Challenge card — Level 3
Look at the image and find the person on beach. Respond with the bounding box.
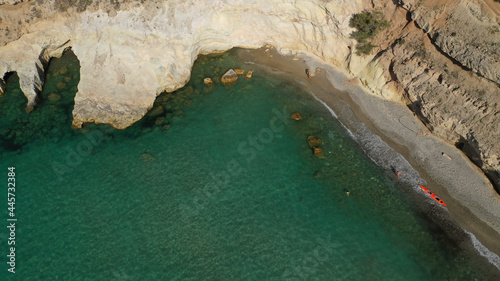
[345,190,350,196]
[396,171,402,179]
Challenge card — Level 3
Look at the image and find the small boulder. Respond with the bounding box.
[234,69,245,75]
[204,78,214,85]
[307,136,321,148]
[291,112,302,120]
[305,68,315,79]
[221,69,238,84]
[245,70,254,79]
[313,147,325,158]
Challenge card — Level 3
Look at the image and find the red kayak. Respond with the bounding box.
[419,185,447,206]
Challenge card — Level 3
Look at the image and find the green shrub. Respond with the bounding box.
[356,43,376,55]
[349,11,389,55]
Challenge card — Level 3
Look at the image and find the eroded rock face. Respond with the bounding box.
[0,0,498,185]
[0,0,358,128]
[401,0,500,85]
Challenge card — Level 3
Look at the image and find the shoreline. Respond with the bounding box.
[234,47,500,272]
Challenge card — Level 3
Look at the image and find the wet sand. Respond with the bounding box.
[234,47,500,271]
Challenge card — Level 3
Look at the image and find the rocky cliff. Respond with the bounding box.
[0,0,498,187]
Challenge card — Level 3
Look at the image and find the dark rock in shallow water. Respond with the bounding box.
[313,170,323,178]
[57,82,66,89]
[149,105,164,117]
[313,147,325,158]
[141,152,154,162]
[307,136,321,148]
[162,124,171,132]
[47,93,61,102]
[155,117,165,126]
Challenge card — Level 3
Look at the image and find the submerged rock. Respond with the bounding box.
[245,70,254,79]
[57,82,66,89]
[313,147,325,158]
[141,153,154,162]
[162,124,171,132]
[155,117,165,126]
[204,77,214,85]
[47,92,61,102]
[56,66,68,75]
[234,69,245,75]
[291,112,302,120]
[221,69,238,84]
[307,136,321,148]
[149,105,164,117]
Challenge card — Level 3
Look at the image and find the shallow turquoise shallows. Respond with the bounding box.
[0,50,494,280]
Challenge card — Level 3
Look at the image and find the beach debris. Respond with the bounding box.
[221,69,238,84]
[204,78,214,85]
[57,82,66,89]
[441,152,452,160]
[234,69,245,75]
[245,70,254,79]
[305,68,315,79]
[313,147,326,158]
[307,136,321,147]
[47,92,61,102]
[291,112,302,120]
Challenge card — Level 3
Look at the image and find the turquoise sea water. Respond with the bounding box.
[0,50,497,280]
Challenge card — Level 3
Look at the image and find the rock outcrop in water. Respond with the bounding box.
[0,0,498,186]
[221,69,238,84]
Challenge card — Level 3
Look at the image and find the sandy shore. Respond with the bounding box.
[235,47,500,271]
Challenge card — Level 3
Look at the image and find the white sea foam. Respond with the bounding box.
[466,231,500,270]
[310,89,500,272]
[311,92,423,187]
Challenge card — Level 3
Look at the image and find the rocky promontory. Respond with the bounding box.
[0,0,498,187]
